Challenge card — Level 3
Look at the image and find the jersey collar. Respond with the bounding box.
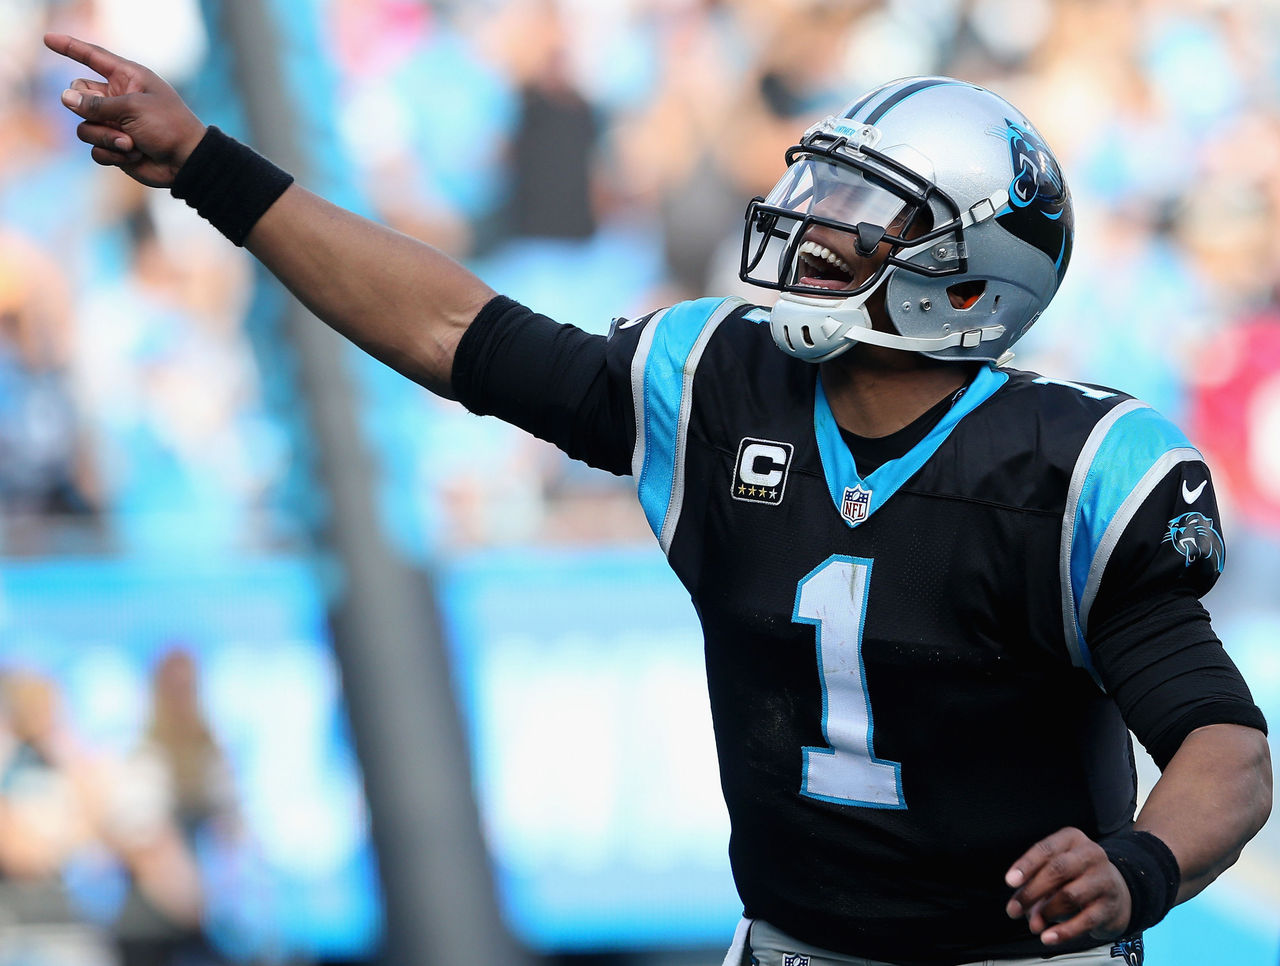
[814,364,1008,527]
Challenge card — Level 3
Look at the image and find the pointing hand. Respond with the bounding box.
[44,33,208,188]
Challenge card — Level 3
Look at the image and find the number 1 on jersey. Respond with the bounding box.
[794,556,906,809]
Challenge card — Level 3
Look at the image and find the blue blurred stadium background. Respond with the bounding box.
[1,0,1277,963]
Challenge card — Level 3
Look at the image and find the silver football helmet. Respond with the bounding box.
[740,77,1073,364]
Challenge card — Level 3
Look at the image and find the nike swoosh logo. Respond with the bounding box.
[1182,479,1207,503]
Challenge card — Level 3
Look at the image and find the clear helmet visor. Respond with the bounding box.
[743,157,925,293]
[764,157,911,227]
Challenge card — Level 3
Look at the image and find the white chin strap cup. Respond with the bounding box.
[770,292,875,363]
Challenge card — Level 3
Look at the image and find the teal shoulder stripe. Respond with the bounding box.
[633,297,740,550]
[1061,403,1201,684]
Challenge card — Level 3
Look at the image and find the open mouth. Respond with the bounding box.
[796,240,856,290]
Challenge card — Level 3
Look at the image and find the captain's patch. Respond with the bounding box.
[732,437,793,505]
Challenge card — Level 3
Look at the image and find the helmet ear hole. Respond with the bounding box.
[946,279,987,310]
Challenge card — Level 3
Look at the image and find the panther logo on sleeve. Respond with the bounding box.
[1163,512,1226,572]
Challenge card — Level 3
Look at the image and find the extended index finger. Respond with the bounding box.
[43,33,131,79]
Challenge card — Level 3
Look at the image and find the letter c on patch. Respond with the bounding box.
[741,442,788,487]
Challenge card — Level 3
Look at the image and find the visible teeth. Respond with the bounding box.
[798,241,852,276]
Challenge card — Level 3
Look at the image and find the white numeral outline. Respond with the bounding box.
[1032,376,1116,400]
[794,555,906,809]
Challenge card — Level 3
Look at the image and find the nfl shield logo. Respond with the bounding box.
[783,956,811,966]
[840,484,872,526]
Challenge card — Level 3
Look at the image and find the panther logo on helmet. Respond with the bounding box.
[997,120,1072,284]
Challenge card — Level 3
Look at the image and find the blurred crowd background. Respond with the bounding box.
[1,0,1278,963]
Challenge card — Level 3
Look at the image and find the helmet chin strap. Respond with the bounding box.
[771,283,1006,361]
[841,316,1007,353]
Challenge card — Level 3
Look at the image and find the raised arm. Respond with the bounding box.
[240,181,493,398]
[44,33,494,398]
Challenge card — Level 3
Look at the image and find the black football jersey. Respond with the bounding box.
[453,295,1261,964]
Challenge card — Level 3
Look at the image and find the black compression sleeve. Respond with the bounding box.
[452,295,633,475]
[1089,593,1267,769]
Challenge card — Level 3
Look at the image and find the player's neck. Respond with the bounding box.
[820,345,979,439]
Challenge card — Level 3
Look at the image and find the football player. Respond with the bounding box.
[48,34,1271,966]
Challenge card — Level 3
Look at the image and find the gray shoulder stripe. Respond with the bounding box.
[1059,399,1148,681]
[1077,448,1204,635]
[629,308,669,479]
[658,298,743,554]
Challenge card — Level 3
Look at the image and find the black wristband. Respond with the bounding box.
[1101,829,1181,935]
[170,126,294,246]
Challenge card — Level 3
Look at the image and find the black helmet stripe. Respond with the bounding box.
[841,87,882,120]
[862,78,964,125]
